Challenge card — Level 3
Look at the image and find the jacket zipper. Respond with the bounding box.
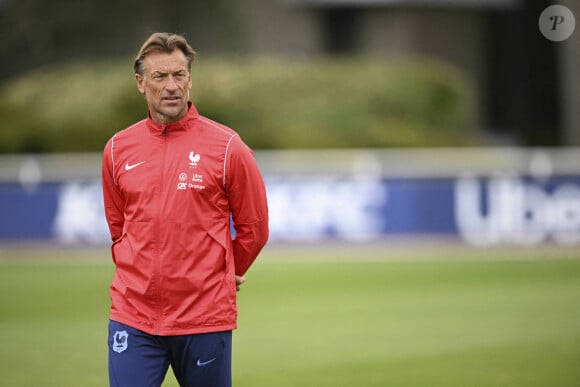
[155,125,169,335]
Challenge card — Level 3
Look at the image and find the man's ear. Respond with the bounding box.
[135,73,145,95]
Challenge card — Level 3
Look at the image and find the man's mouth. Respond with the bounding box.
[163,96,181,102]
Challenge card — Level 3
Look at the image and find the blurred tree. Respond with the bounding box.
[0,57,476,152]
[0,0,243,80]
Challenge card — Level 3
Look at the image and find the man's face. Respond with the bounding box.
[136,50,192,125]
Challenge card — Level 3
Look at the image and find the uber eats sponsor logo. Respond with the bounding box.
[176,172,206,191]
[455,176,580,246]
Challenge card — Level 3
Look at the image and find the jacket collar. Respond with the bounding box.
[146,102,199,135]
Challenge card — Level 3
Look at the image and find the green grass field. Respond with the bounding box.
[1,244,579,386]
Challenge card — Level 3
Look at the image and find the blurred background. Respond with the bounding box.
[0,0,579,247]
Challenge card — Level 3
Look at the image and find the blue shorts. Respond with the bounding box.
[108,320,232,387]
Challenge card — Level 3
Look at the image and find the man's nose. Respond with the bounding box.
[165,76,178,90]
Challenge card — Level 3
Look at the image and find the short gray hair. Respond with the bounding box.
[134,32,196,75]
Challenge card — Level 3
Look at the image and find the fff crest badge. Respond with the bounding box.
[113,330,128,353]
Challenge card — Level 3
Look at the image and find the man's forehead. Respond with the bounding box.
[143,50,189,73]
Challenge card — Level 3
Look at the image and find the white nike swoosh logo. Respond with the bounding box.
[196,357,216,367]
[125,161,145,171]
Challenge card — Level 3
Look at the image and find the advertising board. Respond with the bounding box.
[1,149,578,246]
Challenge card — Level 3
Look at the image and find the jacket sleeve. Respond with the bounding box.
[102,137,125,242]
[225,135,269,276]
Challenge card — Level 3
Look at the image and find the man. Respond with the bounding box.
[101,32,269,387]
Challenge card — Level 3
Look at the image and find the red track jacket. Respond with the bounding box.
[101,103,269,335]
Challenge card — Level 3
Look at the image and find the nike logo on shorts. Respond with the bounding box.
[196,357,217,367]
